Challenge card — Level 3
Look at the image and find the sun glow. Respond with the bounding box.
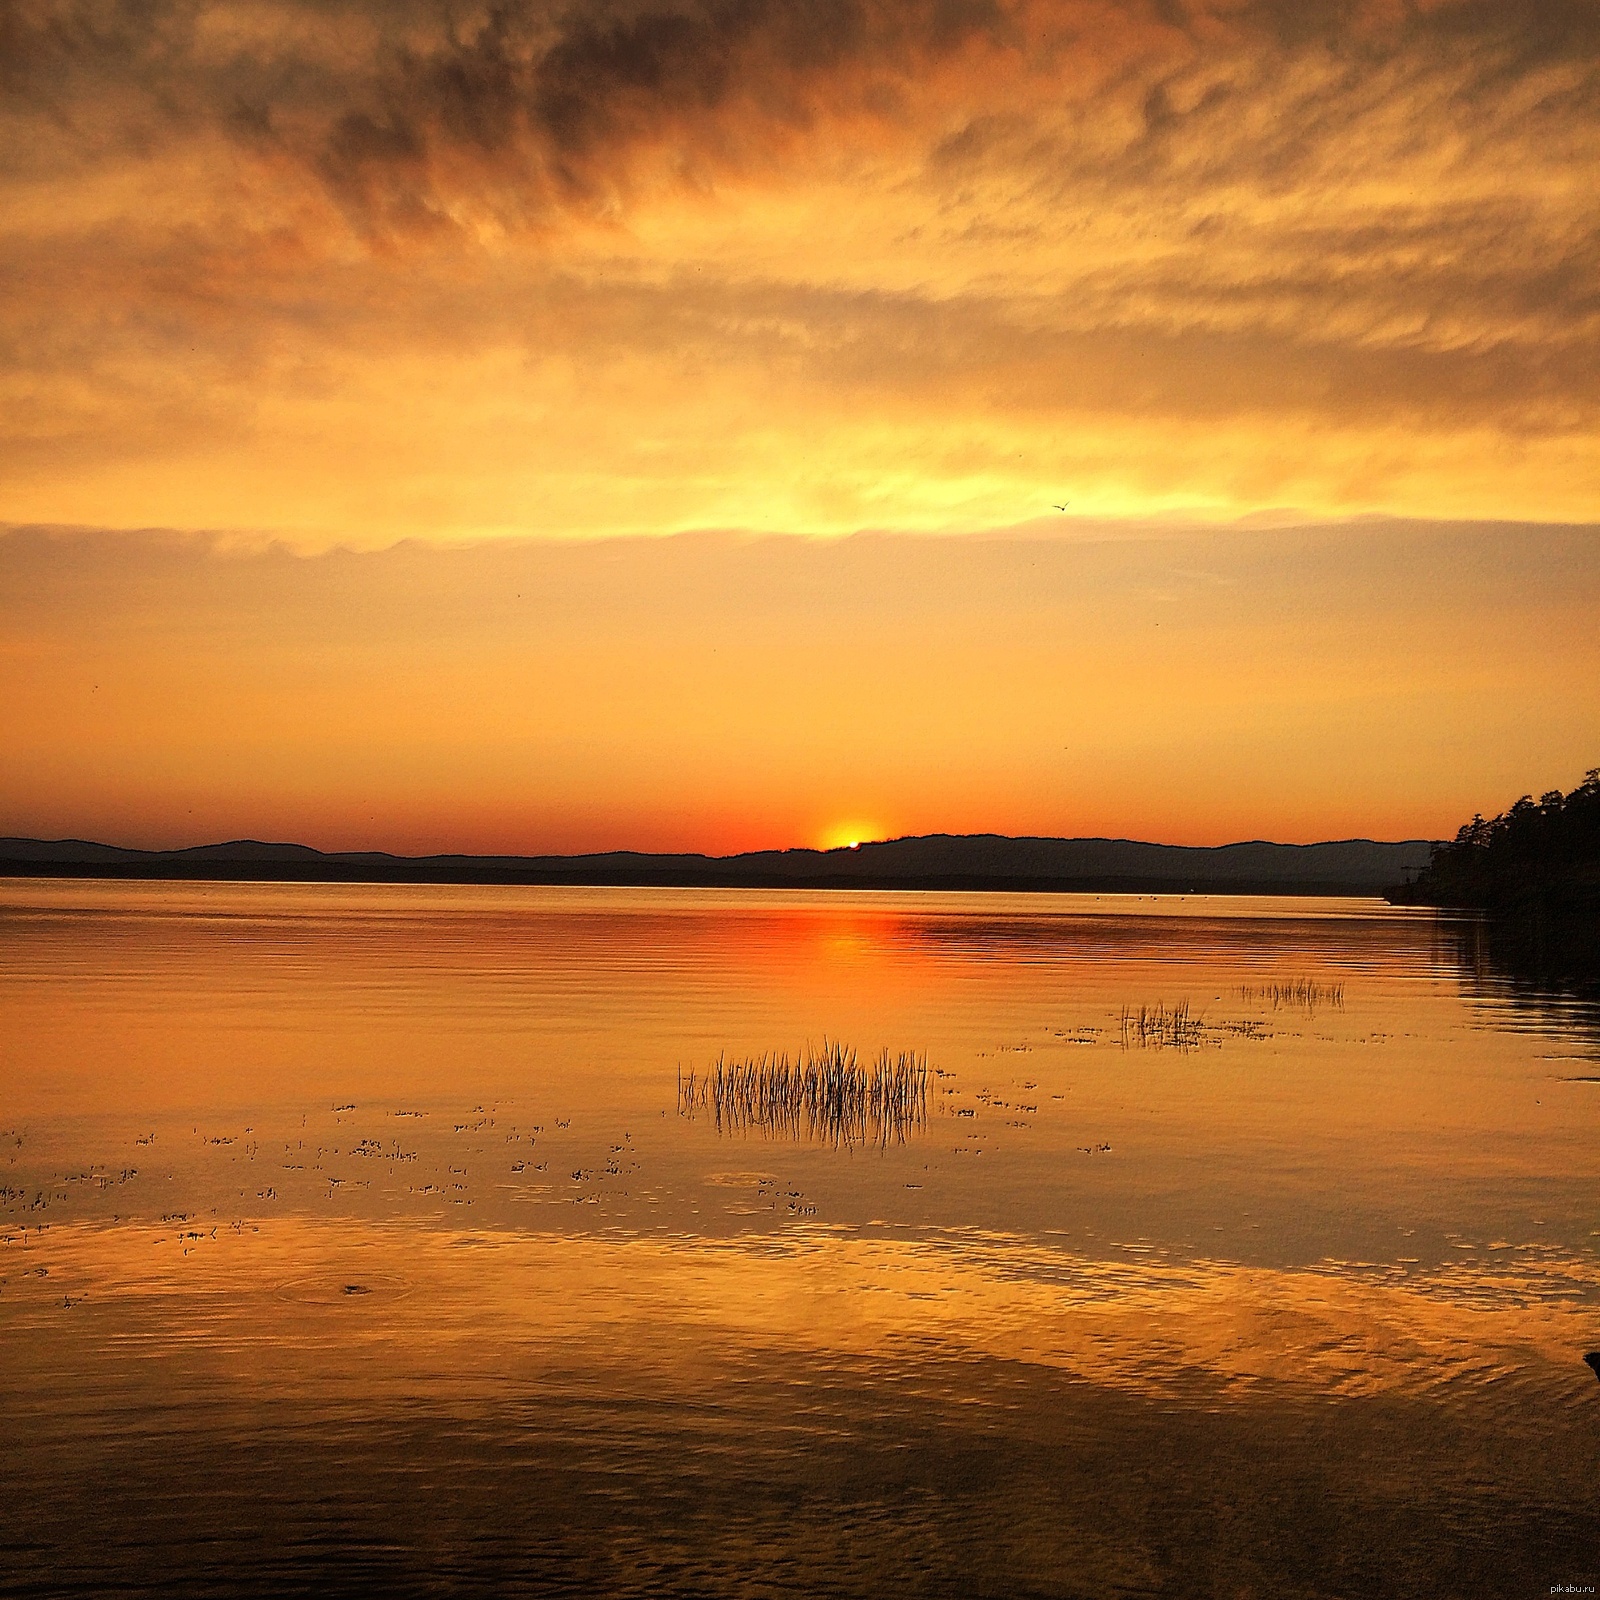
[820,822,881,852]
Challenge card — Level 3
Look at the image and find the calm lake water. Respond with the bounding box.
[2,880,1597,1598]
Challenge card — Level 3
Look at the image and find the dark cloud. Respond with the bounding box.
[298,0,1600,250]
[2,0,1016,218]
[312,0,1018,226]
[6,1,1598,224]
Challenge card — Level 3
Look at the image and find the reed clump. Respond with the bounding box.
[678,1041,929,1147]
[1237,978,1344,1011]
[1119,1000,1207,1051]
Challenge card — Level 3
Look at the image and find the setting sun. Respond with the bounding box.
[819,822,882,853]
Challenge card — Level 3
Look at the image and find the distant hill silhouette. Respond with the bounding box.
[0,832,1434,894]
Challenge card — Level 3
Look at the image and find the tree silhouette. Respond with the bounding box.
[1401,768,1600,911]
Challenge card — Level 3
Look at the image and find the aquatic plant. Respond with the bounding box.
[1119,1001,1206,1051]
[678,1041,929,1147]
[1236,978,1344,1011]
[1119,997,1283,1049]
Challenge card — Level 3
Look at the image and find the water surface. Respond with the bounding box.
[2,882,1596,1597]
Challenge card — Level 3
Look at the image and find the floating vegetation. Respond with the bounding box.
[1237,978,1344,1011]
[678,1042,929,1147]
[1211,1016,1270,1040]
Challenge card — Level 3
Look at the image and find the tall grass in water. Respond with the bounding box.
[1238,978,1345,1011]
[1120,1000,1206,1050]
[678,1041,929,1147]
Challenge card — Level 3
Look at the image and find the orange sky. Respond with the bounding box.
[3,0,1598,852]
[4,521,1597,853]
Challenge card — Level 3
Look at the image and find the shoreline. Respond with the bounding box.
[0,860,1406,896]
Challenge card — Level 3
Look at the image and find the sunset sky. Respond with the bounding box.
[3,0,1598,853]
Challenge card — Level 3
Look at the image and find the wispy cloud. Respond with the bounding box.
[3,0,1598,538]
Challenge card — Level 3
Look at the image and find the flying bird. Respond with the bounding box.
[1053,502,1070,510]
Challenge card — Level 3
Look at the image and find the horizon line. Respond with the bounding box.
[1,830,1443,861]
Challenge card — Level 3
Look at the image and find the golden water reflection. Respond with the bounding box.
[2,881,1597,1596]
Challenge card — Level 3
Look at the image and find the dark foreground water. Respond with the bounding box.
[1,882,1596,1598]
